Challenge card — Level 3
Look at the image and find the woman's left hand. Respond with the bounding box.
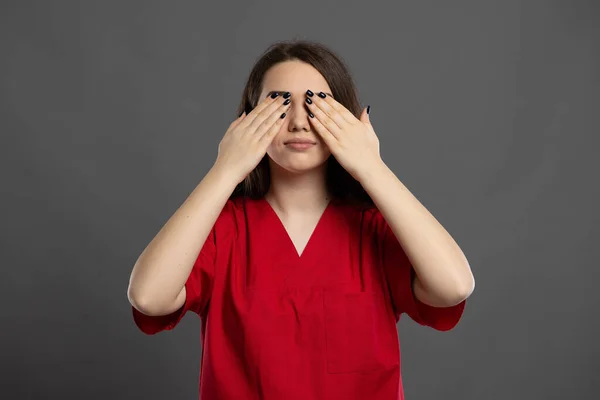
[305,91,384,182]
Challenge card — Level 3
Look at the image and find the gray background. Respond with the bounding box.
[1,0,598,399]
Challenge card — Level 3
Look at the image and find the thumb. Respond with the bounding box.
[359,105,371,125]
[231,111,246,126]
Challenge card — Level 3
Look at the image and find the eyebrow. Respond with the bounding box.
[266,90,334,98]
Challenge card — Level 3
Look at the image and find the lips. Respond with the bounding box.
[284,139,316,145]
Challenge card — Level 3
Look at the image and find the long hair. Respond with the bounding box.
[230,40,373,206]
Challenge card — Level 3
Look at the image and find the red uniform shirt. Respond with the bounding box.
[133,197,465,399]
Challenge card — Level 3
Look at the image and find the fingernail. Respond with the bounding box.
[306,90,314,97]
[306,98,313,104]
[280,112,287,118]
[283,98,291,105]
[283,92,291,99]
[367,105,371,114]
[318,92,326,98]
[308,112,314,118]
[270,92,279,99]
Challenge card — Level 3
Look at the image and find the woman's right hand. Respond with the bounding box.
[214,92,292,183]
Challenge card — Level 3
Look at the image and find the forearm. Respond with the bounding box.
[359,161,474,307]
[127,164,238,314]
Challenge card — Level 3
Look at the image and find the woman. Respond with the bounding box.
[127,40,475,400]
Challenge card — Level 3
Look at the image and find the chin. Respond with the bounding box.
[268,154,329,175]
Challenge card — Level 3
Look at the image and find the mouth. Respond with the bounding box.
[284,139,317,150]
[284,139,317,145]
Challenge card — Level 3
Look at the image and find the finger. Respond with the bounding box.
[241,92,286,128]
[359,106,371,126]
[305,96,342,138]
[259,107,288,144]
[308,110,338,147]
[308,91,356,125]
[229,111,246,128]
[321,93,358,123]
[247,93,291,132]
[305,94,346,130]
[256,101,290,140]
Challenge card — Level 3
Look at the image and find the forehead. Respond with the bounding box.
[260,60,331,96]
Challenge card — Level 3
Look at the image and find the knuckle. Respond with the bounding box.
[261,117,275,129]
[249,118,262,130]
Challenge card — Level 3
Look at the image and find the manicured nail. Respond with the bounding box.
[367,105,371,114]
[318,92,326,98]
[280,112,287,118]
[270,92,279,99]
[283,92,291,98]
[308,112,314,118]
[306,98,312,104]
[306,90,314,97]
[283,98,291,105]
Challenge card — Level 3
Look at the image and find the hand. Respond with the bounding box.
[214,93,292,183]
[304,91,383,182]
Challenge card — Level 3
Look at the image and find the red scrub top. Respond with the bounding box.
[133,196,465,400]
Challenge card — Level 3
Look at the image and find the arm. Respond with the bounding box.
[127,165,237,316]
[359,162,475,308]
[297,93,473,308]
[128,94,291,317]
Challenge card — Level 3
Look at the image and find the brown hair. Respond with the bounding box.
[230,40,373,206]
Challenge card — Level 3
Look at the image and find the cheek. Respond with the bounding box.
[316,138,331,158]
[265,128,286,154]
[266,138,280,154]
[268,127,284,144]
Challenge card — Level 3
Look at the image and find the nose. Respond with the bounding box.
[286,96,311,133]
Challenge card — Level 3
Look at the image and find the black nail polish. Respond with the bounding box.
[318,92,326,98]
[306,98,312,104]
[283,92,291,98]
[306,90,314,97]
[270,92,279,99]
[309,112,314,118]
[280,112,287,119]
[283,98,291,105]
[367,105,371,114]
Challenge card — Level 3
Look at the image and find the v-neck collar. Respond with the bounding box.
[260,197,333,259]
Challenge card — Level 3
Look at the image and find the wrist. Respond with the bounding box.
[208,162,243,190]
[355,159,389,185]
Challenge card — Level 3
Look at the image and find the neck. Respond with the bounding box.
[265,161,330,214]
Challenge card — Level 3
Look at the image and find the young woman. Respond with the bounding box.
[127,40,475,400]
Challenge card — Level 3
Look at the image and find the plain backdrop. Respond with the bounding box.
[1,0,598,399]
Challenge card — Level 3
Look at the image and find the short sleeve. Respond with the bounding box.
[132,227,217,335]
[372,210,465,331]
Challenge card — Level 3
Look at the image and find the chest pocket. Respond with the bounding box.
[323,289,399,374]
